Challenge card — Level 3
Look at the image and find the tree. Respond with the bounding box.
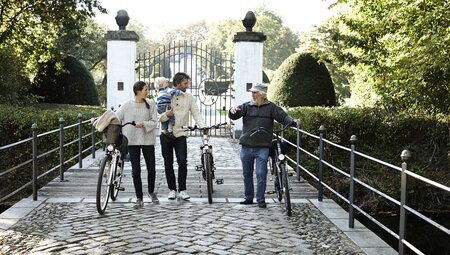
[268,52,336,107]
[31,56,100,106]
[56,18,107,72]
[305,0,450,114]
[0,0,106,74]
[204,7,299,71]
[0,48,31,105]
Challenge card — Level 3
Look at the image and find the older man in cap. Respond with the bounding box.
[229,83,299,208]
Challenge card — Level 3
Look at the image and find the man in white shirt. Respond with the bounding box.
[158,72,205,200]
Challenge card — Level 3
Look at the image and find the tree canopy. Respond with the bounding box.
[204,7,299,71]
[302,0,450,114]
[0,0,106,73]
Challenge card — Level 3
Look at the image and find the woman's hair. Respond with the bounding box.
[133,81,150,109]
[154,77,169,90]
[173,72,190,87]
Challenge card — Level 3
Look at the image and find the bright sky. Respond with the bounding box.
[96,0,336,39]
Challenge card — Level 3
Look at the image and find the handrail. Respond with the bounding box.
[0,112,102,203]
[284,125,450,255]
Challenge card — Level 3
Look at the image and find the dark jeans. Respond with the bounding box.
[160,134,187,191]
[128,145,156,199]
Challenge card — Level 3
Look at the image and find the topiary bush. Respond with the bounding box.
[268,52,336,107]
[30,55,100,105]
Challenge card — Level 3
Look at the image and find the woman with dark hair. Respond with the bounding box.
[116,81,159,208]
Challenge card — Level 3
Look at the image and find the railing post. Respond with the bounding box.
[91,111,96,159]
[296,125,301,182]
[59,117,65,181]
[31,123,38,201]
[78,113,83,168]
[349,135,357,228]
[399,149,411,255]
[318,125,325,201]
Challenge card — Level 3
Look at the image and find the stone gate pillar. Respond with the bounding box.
[233,11,266,138]
[105,10,139,110]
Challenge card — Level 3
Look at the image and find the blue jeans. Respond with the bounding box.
[160,134,188,191]
[128,145,155,200]
[240,146,269,201]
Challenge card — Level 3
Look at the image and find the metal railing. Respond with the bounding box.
[284,125,450,255]
[0,113,102,202]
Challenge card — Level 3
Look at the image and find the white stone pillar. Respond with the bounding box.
[232,11,266,138]
[105,10,139,111]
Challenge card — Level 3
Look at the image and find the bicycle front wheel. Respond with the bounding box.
[96,155,113,215]
[275,163,283,202]
[281,164,292,216]
[110,156,122,201]
[203,153,213,204]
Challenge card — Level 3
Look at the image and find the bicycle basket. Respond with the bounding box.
[102,124,121,144]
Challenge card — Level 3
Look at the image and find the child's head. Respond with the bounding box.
[154,77,169,90]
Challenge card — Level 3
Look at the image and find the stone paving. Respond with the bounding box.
[0,136,393,254]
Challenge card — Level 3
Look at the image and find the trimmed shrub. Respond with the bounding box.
[269,52,336,107]
[285,106,449,211]
[30,56,100,105]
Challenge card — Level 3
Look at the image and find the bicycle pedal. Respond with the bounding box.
[117,187,125,191]
[195,165,202,171]
[216,179,224,184]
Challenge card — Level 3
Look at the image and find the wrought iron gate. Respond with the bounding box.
[136,41,234,137]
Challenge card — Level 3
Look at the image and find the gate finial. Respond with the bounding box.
[115,10,130,30]
[242,11,256,32]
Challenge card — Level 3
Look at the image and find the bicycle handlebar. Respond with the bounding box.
[250,121,297,137]
[122,121,136,127]
[182,122,227,131]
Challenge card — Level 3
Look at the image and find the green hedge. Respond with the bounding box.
[285,106,449,212]
[0,103,104,206]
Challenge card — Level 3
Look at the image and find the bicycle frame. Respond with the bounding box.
[96,121,135,215]
[251,122,295,216]
[183,123,227,204]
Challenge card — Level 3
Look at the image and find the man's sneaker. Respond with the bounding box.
[148,192,159,204]
[168,190,177,200]
[239,199,253,205]
[133,198,144,209]
[257,200,267,208]
[179,190,190,200]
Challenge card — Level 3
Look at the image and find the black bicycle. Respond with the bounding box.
[96,121,135,215]
[182,123,227,204]
[251,122,295,216]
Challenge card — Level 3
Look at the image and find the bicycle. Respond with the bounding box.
[96,121,135,215]
[250,122,296,216]
[182,123,227,204]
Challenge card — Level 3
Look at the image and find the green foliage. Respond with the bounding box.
[204,7,299,71]
[0,104,104,204]
[269,52,336,107]
[303,0,450,114]
[31,56,100,106]
[285,106,450,211]
[0,1,106,75]
[0,47,32,105]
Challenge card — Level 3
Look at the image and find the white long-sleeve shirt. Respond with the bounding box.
[158,92,204,138]
[115,98,159,145]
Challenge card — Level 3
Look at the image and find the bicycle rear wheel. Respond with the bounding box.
[96,155,113,215]
[281,164,292,216]
[203,153,213,204]
[110,156,122,201]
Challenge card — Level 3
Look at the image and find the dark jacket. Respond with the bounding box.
[228,99,294,147]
